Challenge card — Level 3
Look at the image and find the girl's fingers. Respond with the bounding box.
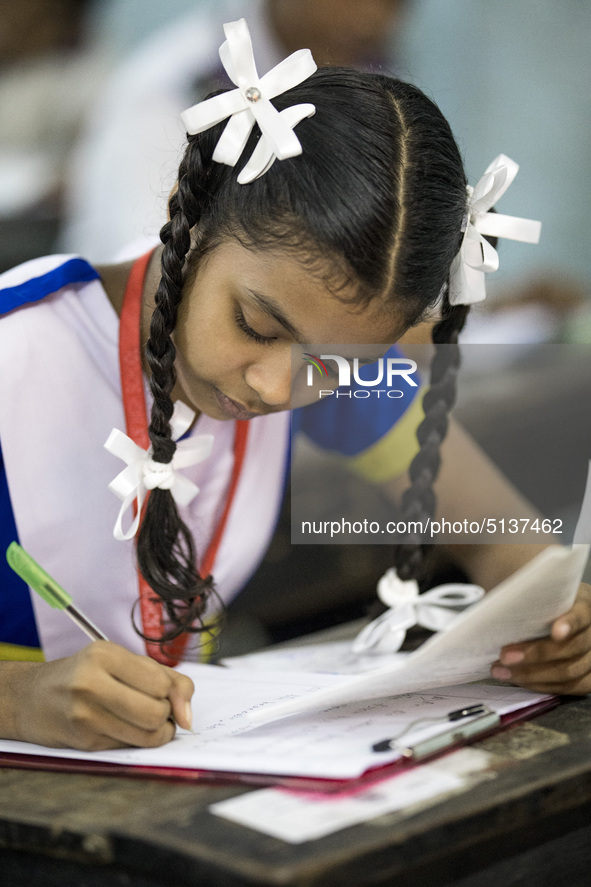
[87,670,173,732]
[551,587,591,641]
[166,670,195,731]
[65,643,195,741]
[492,648,591,696]
[492,672,591,697]
[500,626,591,667]
[89,642,178,699]
[492,585,591,695]
[102,645,195,729]
[68,702,177,751]
[499,584,591,667]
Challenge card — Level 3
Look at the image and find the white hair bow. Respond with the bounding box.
[104,401,213,542]
[449,154,542,306]
[352,568,484,654]
[181,19,317,184]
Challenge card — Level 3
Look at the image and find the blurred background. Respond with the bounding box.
[3,0,590,339]
[2,0,590,650]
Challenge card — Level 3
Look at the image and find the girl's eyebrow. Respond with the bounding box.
[245,288,306,343]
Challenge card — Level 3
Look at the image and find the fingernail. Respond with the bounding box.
[491,666,512,681]
[554,622,570,640]
[501,650,524,665]
[184,702,194,732]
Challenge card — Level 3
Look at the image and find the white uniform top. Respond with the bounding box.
[0,255,289,660]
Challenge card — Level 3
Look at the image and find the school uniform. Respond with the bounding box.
[0,256,422,662]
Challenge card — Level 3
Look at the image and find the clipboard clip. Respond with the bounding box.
[372,704,500,761]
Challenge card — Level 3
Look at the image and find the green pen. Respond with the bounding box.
[6,542,109,643]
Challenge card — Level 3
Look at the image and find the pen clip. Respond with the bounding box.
[372,704,497,757]
[400,710,501,761]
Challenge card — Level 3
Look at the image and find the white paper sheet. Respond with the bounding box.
[211,746,495,843]
[210,762,467,843]
[0,666,549,780]
[248,543,589,724]
[221,643,408,674]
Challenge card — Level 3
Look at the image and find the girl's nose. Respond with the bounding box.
[245,351,293,408]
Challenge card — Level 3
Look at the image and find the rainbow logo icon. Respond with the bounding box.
[303,353,329,377]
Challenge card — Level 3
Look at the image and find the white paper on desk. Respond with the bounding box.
[221,643,408,674]
[0,668,550,780]
[249,543,589,725]
[210,747,494,843]
[210,761,466,843]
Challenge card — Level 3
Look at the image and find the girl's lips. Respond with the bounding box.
[213,387,262,421]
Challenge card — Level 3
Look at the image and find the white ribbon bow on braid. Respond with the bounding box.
[181,18,317,184]
[449,154,542,306]
[104,401,214,542]
[352,568,484,654]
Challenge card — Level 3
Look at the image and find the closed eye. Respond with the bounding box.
[234,308,276,345]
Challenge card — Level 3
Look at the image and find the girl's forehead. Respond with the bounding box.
[194,240,405,344]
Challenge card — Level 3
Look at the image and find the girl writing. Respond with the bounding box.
[1,20,589,751]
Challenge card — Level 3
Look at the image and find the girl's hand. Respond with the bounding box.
[12,641,194,750]
[491,583,591,695]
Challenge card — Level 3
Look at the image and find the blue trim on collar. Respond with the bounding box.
[0,440,40,647]
[0,258,100,316]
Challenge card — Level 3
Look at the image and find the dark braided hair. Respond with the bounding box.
[391,305,470,582]
[136,67,471,641]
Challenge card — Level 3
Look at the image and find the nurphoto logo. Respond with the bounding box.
[304,352,418,400]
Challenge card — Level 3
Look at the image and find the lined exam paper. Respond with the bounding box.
[0,667,550,780]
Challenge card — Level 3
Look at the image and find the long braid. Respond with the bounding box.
[392,299,470,583]
[136,137,216,642]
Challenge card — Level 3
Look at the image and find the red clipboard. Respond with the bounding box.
[0,697,558,794]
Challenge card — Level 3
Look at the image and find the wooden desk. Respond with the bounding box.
[1,693,591,887]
